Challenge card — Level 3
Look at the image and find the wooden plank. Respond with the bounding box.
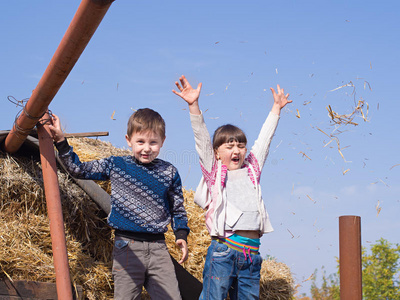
[64,132,109,138]
[0,280,83,299]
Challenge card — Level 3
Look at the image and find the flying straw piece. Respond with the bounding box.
[205,93,214,96]
[343,169,350,175]
[329,81,355,92]
[302,273,315,282]
[390,164,400,170]
[303,101,311,106]
[375,200,382,216]
[287,229,295,239]
[273,140,283,153]
[379,178,390,187]
[364,80,372,91]
[317,127,351,162]
[327,105,358,126]
[111,110,116,120]
[296,109,301,118]
[299,151,312,161]
[307,194,315,203]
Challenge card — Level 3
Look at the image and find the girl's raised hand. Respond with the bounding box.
[270,84,292,115]
[172,75,202,106]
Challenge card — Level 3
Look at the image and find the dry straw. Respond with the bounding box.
[0,137,295,299]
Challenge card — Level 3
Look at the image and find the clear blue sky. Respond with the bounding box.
[1,1,399,296]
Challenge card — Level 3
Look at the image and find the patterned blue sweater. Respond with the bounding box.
[56,140,190,239]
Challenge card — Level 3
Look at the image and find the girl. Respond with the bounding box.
[173,75,292,300]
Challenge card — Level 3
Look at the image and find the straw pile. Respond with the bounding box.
[0,137,295,299]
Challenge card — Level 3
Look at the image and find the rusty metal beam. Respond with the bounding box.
[37,112,73,300]
[3,0,114,153]
[339,215,362,300]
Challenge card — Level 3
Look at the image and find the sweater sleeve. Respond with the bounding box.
[249,111,280,170]
[55,139,112,181]
[167,169,190,241]
[189,112,215,173]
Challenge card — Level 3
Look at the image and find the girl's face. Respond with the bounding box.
[215,141,247,170]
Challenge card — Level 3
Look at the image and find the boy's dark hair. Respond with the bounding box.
[127,108,166,139]
[212,124,247,150]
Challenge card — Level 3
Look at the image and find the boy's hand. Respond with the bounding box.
[48,114,65,143]
[270,84,292,115]
[172,75,202,115]
[176,239,188,264]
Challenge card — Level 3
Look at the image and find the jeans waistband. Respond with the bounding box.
[212,236,260,255]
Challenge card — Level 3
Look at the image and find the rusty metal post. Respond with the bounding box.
[339,215,362,300]
[37,112,73,300]
[3,0,114,154]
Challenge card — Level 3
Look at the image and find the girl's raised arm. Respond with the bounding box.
[172,75,214,172]
[251,85,292,169]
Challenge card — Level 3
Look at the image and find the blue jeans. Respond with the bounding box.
[200,239,262,300]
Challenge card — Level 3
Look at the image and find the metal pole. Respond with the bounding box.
[37,112,73,300]
[3,0,114,154]
[339,215,362,300]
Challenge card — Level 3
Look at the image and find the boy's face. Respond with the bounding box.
[215,141,247,170]
[125,130,165,164]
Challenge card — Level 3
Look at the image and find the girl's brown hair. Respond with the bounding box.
[212,124,247,150]
[127,108,165,139]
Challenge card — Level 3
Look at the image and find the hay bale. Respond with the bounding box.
[0,137,295,299]
[0,152,113,299]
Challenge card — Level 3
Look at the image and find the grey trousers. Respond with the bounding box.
[112,236,182,300]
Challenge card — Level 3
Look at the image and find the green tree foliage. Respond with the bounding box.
[310,266,340,300]
[309,238,400,300]
[362,238,400,300]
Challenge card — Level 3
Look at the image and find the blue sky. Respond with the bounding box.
[1,1,399,296]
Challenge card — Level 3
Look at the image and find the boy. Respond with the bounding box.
[49,108,190,300]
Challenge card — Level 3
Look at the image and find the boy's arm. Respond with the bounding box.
[49,114,111,180]
[168,169,190,240]
[172,75,214,172]
[168,170,189,264]
[250,85,292,169]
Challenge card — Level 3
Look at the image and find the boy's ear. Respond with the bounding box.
[125,134,132,148]
[161,136,166,147]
